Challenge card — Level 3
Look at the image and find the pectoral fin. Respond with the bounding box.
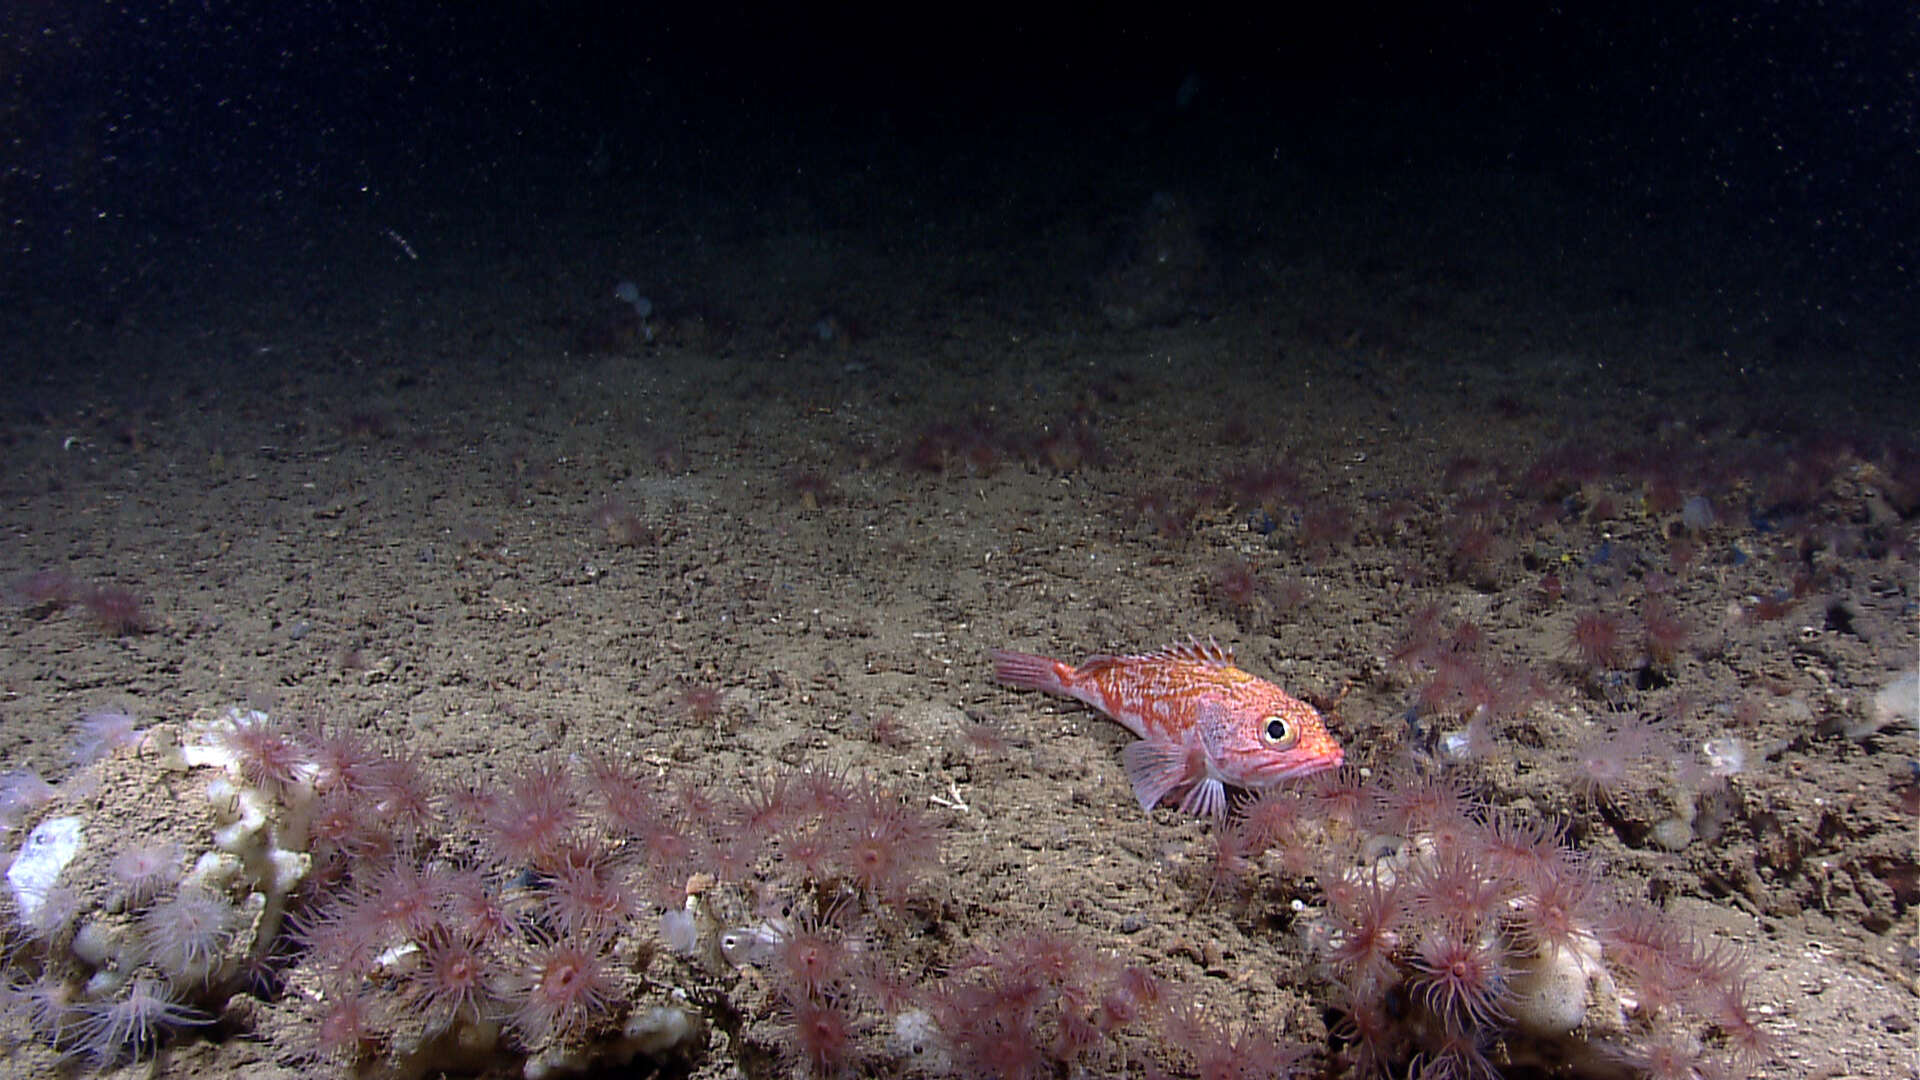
[1121,737,1200,815]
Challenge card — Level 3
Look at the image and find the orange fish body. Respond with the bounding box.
[992,639,1343,819]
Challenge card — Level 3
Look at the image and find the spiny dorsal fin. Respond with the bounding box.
[1142,636,1236,666]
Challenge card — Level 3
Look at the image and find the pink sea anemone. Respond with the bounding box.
[140,889,235,982]
[70,709,142,765]
[482,759,580,869]
[507,931,621,1046]
[778,990,862,1075]
[109,841,183,909]
[1567,609,1629,671]
[402,925,498,1032]
[0,768,57,832]
[1409,929,1511,1033]
[285,981,380,1068]
[70,977,201,1064]
[218,710,307,797]
[80,585,152,636]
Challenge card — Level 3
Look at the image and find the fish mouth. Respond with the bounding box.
[1247,749,1344,784]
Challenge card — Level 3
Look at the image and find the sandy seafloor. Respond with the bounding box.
[0,155,1915,1079]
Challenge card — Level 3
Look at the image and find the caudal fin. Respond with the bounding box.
[990,648,1070,695]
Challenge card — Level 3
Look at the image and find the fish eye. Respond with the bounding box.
[1263,716,1295,747]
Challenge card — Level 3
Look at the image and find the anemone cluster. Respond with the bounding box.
[1,705,1770,1078]
[1209,768,1768,1079]
[0,710,309,1068]
[0,709,950,1077]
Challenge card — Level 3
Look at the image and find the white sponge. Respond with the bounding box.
[6,815,83,920]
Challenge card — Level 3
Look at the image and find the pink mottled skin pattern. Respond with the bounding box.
[991,638,1343,820]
